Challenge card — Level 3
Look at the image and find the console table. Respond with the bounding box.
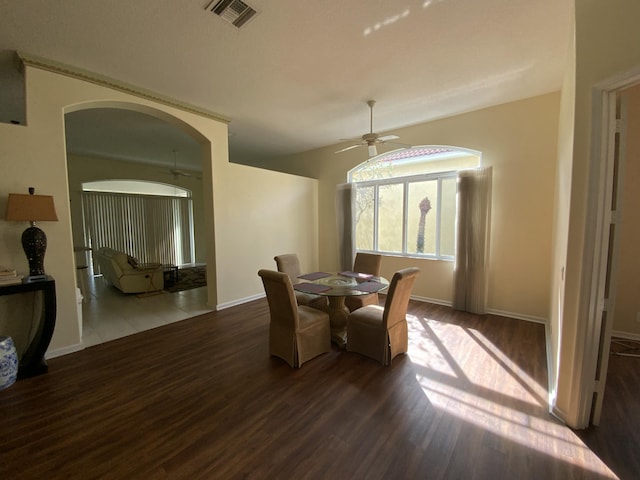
[0,277,56,379]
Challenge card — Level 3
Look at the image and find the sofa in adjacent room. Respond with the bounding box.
[94,247,164,294]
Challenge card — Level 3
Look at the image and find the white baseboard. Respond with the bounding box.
[216,292,265,311]
[409,295,549,325]
[611,329,640,341]
[550,404,568,425]
[410,295,451,307]
[486,308,548,325]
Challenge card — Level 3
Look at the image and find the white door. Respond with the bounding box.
[590,91,628,425]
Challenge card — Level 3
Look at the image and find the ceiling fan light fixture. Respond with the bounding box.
[336,99,411,158]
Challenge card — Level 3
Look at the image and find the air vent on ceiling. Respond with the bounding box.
[206,0,257,28]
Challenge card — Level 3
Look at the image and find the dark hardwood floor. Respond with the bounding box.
[0,298,632,479]
[577,338,640,480]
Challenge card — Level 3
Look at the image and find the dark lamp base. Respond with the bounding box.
[21,225,47,277]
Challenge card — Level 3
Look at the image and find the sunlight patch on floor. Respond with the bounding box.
[409,314,618,479]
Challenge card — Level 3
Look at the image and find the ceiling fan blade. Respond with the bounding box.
[336,100,400,156]
[377,134,400,142]
[335,144,363,154]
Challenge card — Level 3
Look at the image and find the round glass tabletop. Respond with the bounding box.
[309,273,389,297]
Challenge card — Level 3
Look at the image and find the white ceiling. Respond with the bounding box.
[0,0,573,171]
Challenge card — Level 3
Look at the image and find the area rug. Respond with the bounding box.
[164,266,207,293]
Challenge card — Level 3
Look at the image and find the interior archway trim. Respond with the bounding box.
[18,51,230,124]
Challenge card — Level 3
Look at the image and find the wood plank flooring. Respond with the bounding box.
[576,338,640,480]
[0,299,630,479]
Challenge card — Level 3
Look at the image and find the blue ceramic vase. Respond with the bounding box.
[0,336,18,390]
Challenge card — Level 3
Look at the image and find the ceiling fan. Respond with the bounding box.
[164,150,192,178]
[335,100,406,157]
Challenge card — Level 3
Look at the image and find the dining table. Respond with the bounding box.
[293,271,389,347]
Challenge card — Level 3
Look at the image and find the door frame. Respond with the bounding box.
[579,67,640,426]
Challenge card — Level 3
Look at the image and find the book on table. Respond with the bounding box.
[297,271,331,281]
[0,273,23,286]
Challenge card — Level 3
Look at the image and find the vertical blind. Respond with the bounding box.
[82,191,194,269]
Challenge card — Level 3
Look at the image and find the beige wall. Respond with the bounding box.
[613,84,640,336]
[67,153,207,265]
[554,0,640,428]
[548,4,575,418]
[213,162,319,306]
[0,63,319,357]
[272,93,560,321]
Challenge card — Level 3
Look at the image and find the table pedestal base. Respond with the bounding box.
[327,296,349,348]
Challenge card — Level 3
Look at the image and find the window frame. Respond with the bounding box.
[82,179,191,198]
[353,170,458,261]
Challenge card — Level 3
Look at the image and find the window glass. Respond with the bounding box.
[407,180,438,255]
[348,145,481,261]
[378,183,404,252]
[355,185,375,251]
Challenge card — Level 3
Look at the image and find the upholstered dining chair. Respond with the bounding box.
[258,269,331,368]
[346,267,420,365]
[345,252,383,312]
[274,253,328,310]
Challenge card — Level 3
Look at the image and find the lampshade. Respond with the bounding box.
[5,193,58,222]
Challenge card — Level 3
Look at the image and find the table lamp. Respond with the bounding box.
[5,187,58,280]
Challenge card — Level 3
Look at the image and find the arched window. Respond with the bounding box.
[348,146,481,260]
[82,179,191,197]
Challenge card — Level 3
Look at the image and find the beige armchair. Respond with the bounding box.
[345,252,383,312]
[346,267,419,365]
[274,253,328,310]
[95,247,164,294]
[258,269,331,368]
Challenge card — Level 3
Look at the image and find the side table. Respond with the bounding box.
[163,264,179,286]
[0,276,56,379]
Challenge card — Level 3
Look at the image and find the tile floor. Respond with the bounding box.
[80,274,213,348]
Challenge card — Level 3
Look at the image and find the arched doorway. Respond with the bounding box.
[63,102,214,346]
